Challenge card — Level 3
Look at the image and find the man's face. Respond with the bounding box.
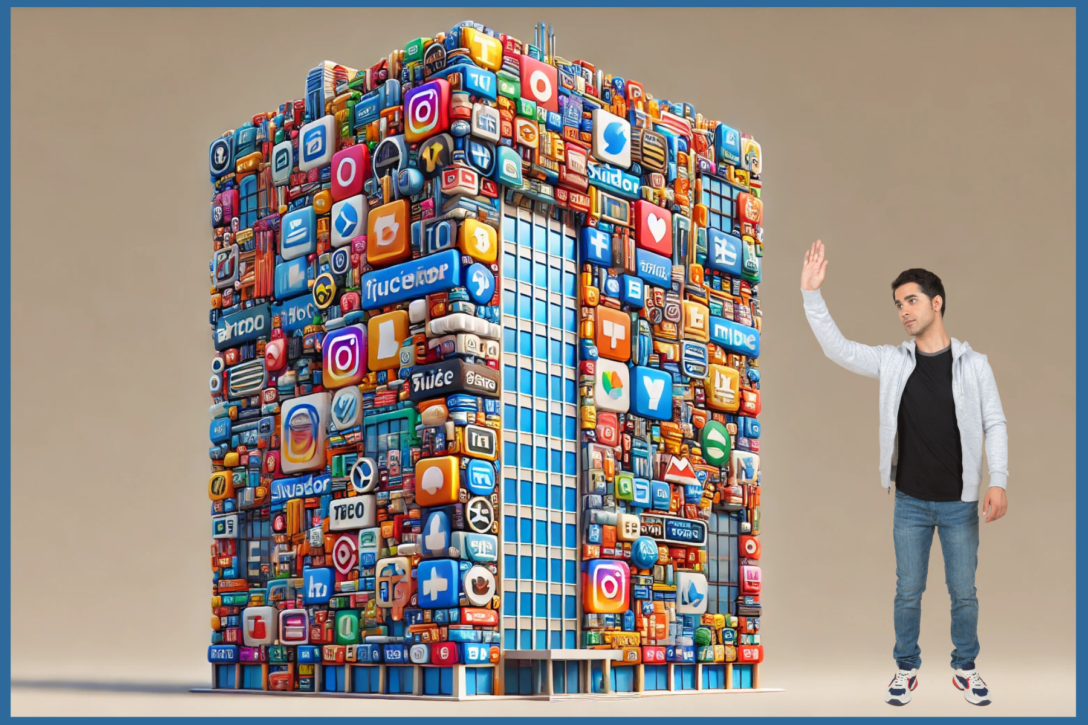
[894,282,940,337]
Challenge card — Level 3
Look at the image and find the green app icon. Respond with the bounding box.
[702,421,731,467]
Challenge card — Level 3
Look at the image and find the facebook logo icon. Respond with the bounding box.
[581,227,612,266]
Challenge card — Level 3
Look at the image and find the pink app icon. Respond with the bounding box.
[322,325,366,388]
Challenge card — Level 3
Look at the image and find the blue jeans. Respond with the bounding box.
[892,489,979,671]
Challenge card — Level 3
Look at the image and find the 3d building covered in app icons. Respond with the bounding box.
[206,19,764,699]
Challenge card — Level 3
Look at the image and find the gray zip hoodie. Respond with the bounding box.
[801,287,1008,502]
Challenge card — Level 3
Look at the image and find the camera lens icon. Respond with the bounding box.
[586,560,630,613]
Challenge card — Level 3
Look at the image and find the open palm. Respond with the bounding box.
[801,240,828,291]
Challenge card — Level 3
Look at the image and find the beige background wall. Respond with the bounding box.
[11,7,1075,716]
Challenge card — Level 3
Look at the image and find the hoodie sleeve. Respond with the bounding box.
[801,288,884,379]
[976,353,1009,490]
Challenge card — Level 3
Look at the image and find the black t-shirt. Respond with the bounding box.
[894,344,964,502]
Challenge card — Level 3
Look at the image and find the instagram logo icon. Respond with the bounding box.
[404,79,449,143]
[322,325,366,389]
[584,560,630,613]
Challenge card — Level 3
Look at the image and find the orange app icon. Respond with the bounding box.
[737,192,762,228]
[682,301,710,342]
[595,307,631,362]
[366,199,410,267]
[367,310,409,371]
[705,364,741,412]
[415,456,460,506]
[458,218,497,264]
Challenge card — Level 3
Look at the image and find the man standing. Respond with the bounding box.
[800,240,1008,707]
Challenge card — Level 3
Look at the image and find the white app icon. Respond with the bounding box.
[377,319,398,360]
[421,466,444,495]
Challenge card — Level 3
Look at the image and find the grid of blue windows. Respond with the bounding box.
[701,176,735,234]
[500,206,580,651]
[707,511,740,616]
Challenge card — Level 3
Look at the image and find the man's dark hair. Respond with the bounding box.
[891,268,946,317]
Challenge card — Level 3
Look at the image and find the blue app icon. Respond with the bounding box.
[631,366,672,420]
[333,202,359,240]
[602,275,620,298]
[495,145,522,188]
[467,139,495,176]
[465,263,496,305]
[651,480,671,511]
[632,478,651,507]
[301,123,326,167]
[465,459,496,496]
[706,228,743,276]
[422,510,451,557]
[280,207,316,261]
[275,257,311,300]
[581,227,611,266]
[303,567,333,604]
[715,123,741,166]
[209,137,233,179]
[635,248,671,287]
[416,559,460,609]
[709,316,761,358]
[631,536,659,569]
[620,275,644,308]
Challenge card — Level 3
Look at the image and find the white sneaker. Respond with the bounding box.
[952,668,991,706]
[885,668,918,706]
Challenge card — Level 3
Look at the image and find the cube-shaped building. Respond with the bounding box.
[206,19,764,699]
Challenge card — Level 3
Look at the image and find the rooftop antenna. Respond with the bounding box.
[549,24,555,64]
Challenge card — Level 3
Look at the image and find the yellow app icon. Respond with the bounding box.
[461,28,503,72]
[368,310,409,371]
[366,199,410,268]
[705,364,740,412]
[458,218,497,264]
[682,301,710,342]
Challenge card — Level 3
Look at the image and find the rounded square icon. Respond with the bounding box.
[519,54,558,112]
[323,325,366,389]
[280,206,316,261]
[616,513,641,542]
[274,257,312,300]
[422,509,451,556]
[705,364,741,412]
[279,609,309,645]
[213,244,239,290]
[635,200,672,256]
[620,275,644,308]
[367,310,409,371]
[415,456,460,506]
[471,103,501,143]
[595,307,632,362]
[303,567,333,604]
[271,140,294,185]
[584,560,630,614]
[299,115,335,171]
[335,610,360,644]
[682,301,710,342]
[280,392,331,473]
[742,137,762,175]
[737,192,763,228]
[366,199,410,267]
[706,229,743,276]
[596,411,620,447]
[209,136,233,179]
[677,572,709,614]
[376,556,412,609]
[740,534,761,560]
[464,458,496,496]
[631,366,673,421]
[331,386,363,431]
[331,194,366,248]
[331,145,370,201]
[594,358,630,413]
[404,79,451,143]
[461,27,503,71]
[417,559,461,609]
[242,606,277,646]
[330,532,361,575]
[495,144,523,188]
[592,108,631,169]
[458,218,497,264]
[715,123,741,166]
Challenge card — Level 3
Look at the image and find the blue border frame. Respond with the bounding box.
[4,3,1080,723]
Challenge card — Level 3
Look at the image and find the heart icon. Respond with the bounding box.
[648,213,667,242]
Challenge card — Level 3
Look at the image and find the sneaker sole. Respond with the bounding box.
[952,675,991,706]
